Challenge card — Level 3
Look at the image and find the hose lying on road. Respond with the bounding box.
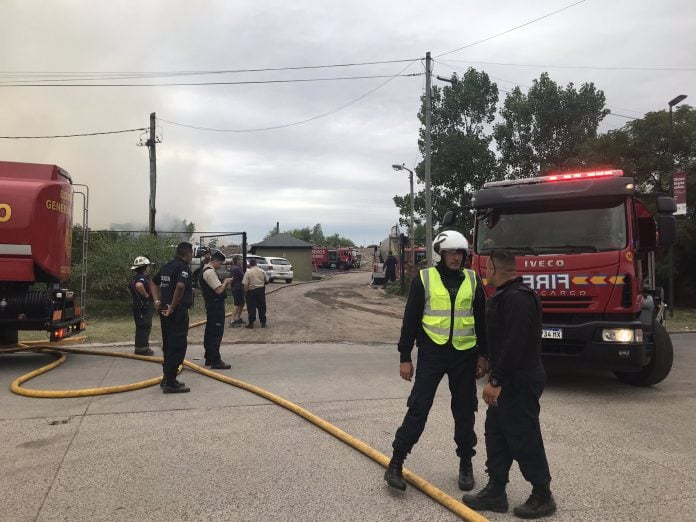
[2,284,488,521]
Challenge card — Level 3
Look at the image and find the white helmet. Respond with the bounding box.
[432,230,469,263]
[130,256,152,270]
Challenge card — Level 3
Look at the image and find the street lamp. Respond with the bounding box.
[392,163,415,257]
[667,94,687,317]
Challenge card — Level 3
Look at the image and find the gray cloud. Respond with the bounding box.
[2,0,695,247]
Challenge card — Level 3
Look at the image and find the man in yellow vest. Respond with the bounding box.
[384,230,488,492]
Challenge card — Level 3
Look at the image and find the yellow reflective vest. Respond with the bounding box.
[420,267,477,350]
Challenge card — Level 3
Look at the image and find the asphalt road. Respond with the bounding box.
[1,334,695,521]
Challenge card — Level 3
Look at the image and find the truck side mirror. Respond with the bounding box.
[657,196,677,214]
[657,215,677,247]
[441,210,456,228]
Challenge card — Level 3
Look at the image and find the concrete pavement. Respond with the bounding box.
[1,336,695,521]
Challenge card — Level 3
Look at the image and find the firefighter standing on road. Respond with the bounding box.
[462,250,556,519]
[200,251,233,369]
[151,242,194,394]
[384,230,488,493]
[129,256,155,356]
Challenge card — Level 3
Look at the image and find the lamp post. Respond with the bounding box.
[668,94,687,317]
[392,163,415,246]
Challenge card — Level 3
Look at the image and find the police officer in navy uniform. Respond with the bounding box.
[462,249,556,519]
[152,242,194,394]
[200,251,233,369]
[129,256,155,356]
[384,230,488,493]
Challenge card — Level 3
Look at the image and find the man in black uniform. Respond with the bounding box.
[383,251,398,288]
[462,250,556,518]
[200,251,233,369]
[384,230,488,493]
[151,242,194,394]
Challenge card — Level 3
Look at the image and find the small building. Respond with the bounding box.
[250,233,313,281]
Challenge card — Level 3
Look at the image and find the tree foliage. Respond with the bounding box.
[394,68,500,235]
[494,72,609,177]
[265,223,354,246]
[68,227,194,300]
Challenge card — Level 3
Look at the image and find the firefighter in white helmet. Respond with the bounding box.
[129,256,156,356]
[384,229,489,492]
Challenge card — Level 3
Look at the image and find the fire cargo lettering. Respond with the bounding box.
[522,274,571,290]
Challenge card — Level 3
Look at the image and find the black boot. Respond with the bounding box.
[384,457,407,491]
[458,459,475,491]
[513,493,557,519]
[461,481,509,513]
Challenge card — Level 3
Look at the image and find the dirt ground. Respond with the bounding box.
[187,270,406,345]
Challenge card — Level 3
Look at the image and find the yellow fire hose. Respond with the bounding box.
[2,292,489,521]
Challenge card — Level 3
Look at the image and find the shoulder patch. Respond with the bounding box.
[181,271,189,278]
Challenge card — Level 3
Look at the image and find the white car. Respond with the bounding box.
[264,256,294,283]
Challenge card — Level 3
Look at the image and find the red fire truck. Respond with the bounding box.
[312,246,359,270]
[0,161,86,345]
[471,169,677,386]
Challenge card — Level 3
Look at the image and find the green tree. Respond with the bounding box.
[494,72,609,177]
[394,68,500,233]
[311,223,326,245]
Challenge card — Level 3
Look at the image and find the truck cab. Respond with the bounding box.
[471,169,677,386]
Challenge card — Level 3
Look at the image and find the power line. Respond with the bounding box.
[158,61,421,133]
[440,58,696,72]
[436,0,588,58]
[0,58,421,82]
[0,128,147,139]
[0,72,422,88]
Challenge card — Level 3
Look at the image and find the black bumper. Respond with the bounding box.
[541,320,649,371]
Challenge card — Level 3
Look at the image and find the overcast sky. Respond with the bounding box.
[1,0,694,246]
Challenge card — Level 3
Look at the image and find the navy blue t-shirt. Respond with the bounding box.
[153,257,193,308]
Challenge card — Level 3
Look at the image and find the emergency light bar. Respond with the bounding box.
[483,169,623,188]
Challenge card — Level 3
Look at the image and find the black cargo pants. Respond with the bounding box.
[246,287,266,325]
[160,307,189,384]
[393,343,478,459]
[484,367,552,487]
[203,300,225,364]
[132,302,153,349]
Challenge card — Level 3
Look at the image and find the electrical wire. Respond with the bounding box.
[436,0,588,58]
[0,128,148,139]
[0,73,422,88]
[0,58,421,83]
[439,59,696,73]
[158,60,421,133]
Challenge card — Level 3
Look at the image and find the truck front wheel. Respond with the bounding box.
[615,322,673,386]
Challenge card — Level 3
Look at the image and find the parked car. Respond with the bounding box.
[245,254,270,272]
[264,256,294,283]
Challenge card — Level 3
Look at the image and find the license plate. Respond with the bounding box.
[542,328,563,339]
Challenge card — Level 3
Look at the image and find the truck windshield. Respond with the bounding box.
[476,202,627,254]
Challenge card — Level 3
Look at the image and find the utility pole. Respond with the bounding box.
[147,112,158,235]
[424,51,433,266]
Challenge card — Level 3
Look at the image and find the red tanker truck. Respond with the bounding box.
[470,168,678,386]
[0,161,85,345]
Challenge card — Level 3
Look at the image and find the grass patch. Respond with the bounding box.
[669,308,696,332]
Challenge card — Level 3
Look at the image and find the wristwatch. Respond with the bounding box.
[489,377,501,388]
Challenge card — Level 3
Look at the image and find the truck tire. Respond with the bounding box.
[192,269,201,289]
[286,279,292,284]
[615,322,673,386]
[0,328,19,346]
